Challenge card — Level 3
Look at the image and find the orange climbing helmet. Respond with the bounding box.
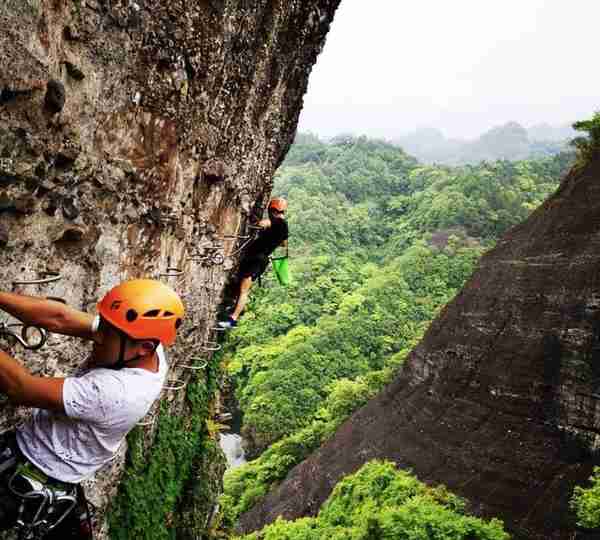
[97,279,184,346]
[268,197,288,213]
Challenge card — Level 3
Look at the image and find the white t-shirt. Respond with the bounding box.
[16,345,168,483]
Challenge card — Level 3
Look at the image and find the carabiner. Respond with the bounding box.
[0,323,47,350]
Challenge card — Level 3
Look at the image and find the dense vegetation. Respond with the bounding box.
[218,133,573,536]
[237,461,510,540]
[571,111,600,169]
[109,358,222,540]
[571,467,600,529]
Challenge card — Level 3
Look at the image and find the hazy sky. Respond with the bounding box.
[298,1,599,139]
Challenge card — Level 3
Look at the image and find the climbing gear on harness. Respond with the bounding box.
[97,279,184,346]
[0,431,92,540]
[9,462,77,539]
[268,198,287,213]
[0,322,47,350]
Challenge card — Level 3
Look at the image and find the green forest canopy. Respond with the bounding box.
[218,132,575,537]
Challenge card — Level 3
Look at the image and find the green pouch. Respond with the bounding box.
[271,255,290,286]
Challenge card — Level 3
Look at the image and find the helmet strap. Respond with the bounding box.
[110,330,129,371]
[110,331,158,370]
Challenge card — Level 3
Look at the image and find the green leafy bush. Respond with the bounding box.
[236,461,510,540]
[108,360,219,540]
[220,365,401,527]
[571,466,600,529]
[571,112,600,167]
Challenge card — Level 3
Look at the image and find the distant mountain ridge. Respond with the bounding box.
[394,121,575,165]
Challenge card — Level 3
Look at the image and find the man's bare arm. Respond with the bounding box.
[0,349,64,411]
[0,292,95,339]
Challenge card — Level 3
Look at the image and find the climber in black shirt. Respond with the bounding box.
[219,198,289,329]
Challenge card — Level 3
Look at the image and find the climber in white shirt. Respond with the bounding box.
[0,279,184,539]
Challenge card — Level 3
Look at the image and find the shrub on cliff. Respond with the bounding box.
[571,466,600,529]
[571,111,600,167]
[236,461,510,540]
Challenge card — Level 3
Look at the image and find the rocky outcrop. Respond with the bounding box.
[0,0,339,536]
[239,155,600,539]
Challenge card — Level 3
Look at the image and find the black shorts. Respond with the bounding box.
[238,254,269,281]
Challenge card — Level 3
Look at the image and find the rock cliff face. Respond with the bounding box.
[239,156,600,539]
[0,0,339,536]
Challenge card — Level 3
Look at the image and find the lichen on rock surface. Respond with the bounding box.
[0,0,340,537]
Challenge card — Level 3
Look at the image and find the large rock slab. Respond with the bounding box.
[0,0,340,536]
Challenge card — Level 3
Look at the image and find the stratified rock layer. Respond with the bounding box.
[0,0,339,536]
[239,157,600,539]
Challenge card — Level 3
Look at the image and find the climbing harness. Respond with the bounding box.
[9,463,77,540]
[0,323,47,350]
[0,433,92,540]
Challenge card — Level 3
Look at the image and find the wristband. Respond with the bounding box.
[91,315,100,333]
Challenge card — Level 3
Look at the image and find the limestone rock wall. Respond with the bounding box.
[239,156,600,539]
[0,0,340,535]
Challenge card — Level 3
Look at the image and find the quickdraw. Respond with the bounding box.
[188,242,225,266]
[228,226,260,258]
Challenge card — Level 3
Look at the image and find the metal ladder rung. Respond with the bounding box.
[13,272,62,285]
[199,343,221,351]
[162,378,186,391]
[159,267,185,277]
[179,358,208,370]
[218,234,251,240]
[136,414,157,427]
